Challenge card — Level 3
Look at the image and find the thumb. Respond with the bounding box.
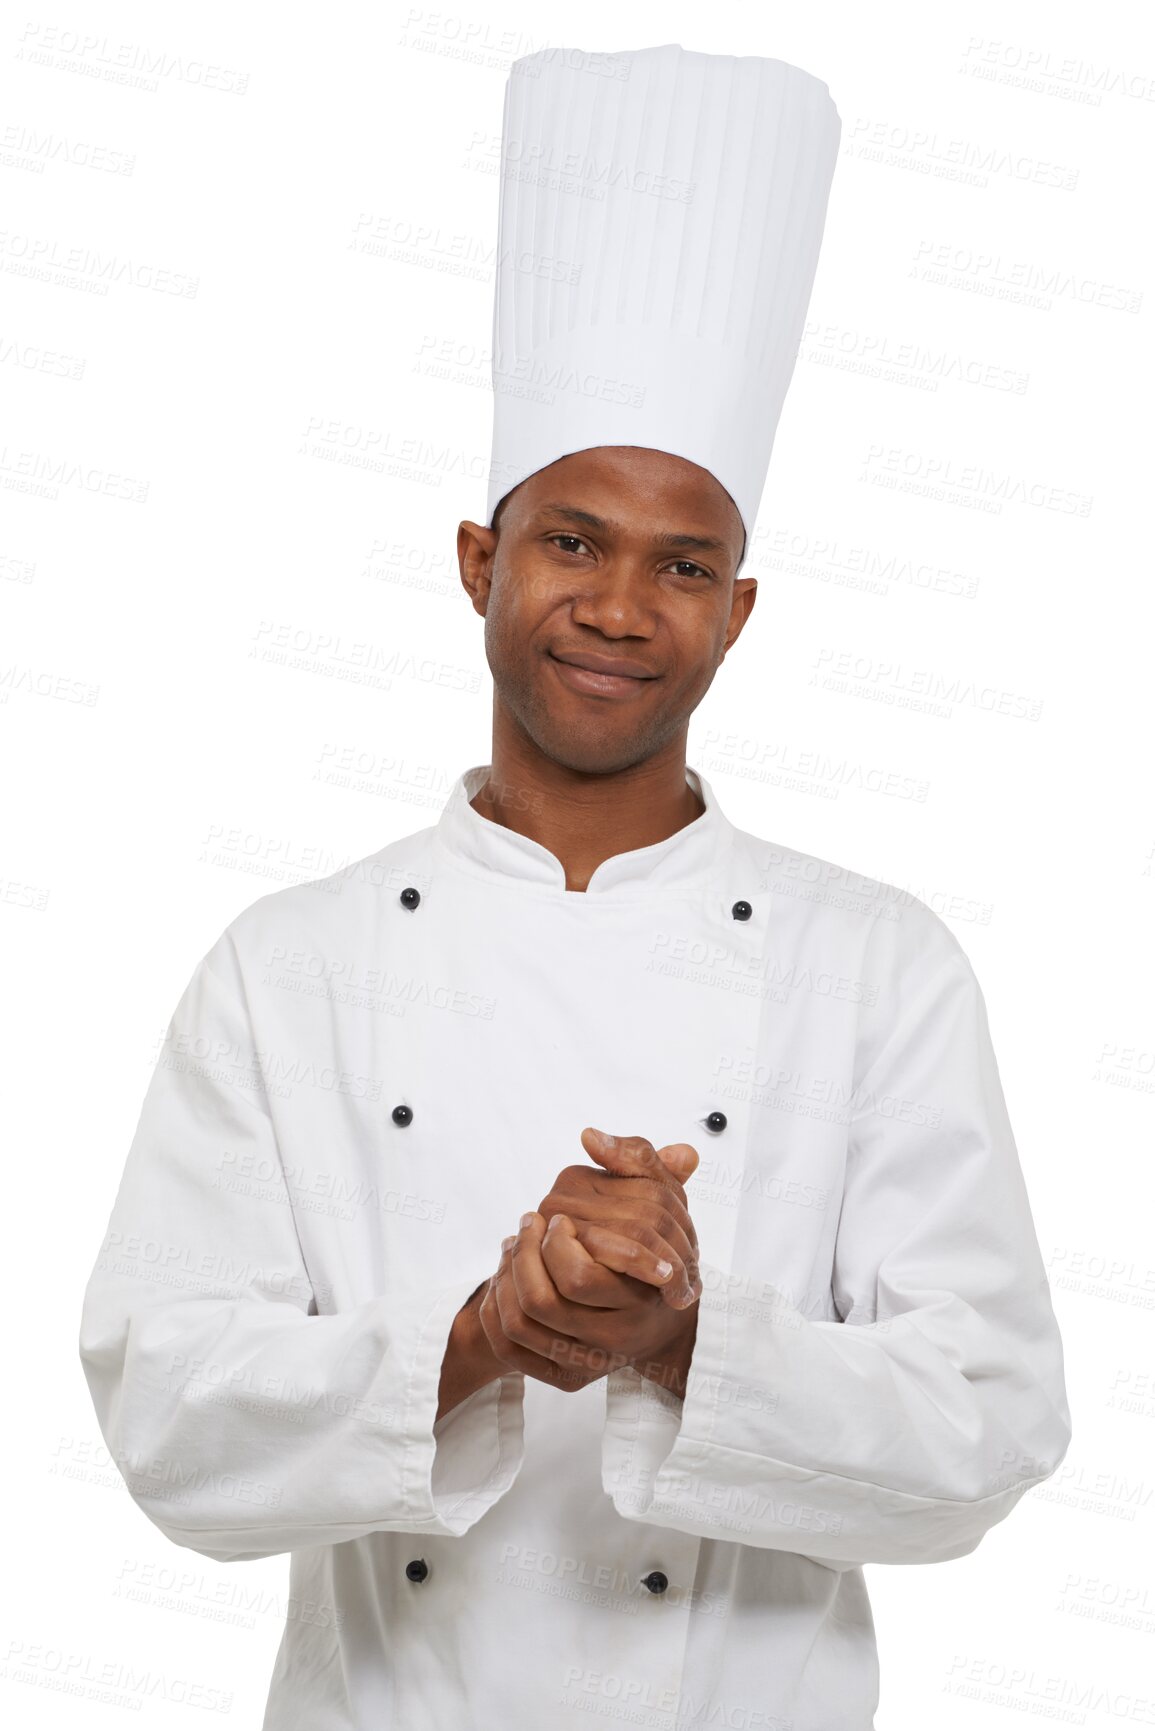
[580,1127,698,1184]
[655,1142,699,1182]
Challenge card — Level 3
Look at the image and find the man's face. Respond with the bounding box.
[458,446,756,776]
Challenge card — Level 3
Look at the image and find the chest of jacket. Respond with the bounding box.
[243,850,864,1324]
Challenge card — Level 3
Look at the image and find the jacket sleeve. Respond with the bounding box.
[78,929,526,1561]
[601,901,1072,1567]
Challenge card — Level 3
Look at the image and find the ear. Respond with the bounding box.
[722,576,757,656]
[458,519,498,616]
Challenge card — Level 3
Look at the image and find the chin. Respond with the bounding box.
[533,727,659,779]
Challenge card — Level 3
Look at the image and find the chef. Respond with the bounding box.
[79,43,1072,1731]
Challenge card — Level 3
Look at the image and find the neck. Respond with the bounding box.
[469,733,705,894]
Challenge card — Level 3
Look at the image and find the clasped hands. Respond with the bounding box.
[475,1126,702,1402]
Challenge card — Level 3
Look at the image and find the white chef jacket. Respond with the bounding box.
[79,762,1072,1731]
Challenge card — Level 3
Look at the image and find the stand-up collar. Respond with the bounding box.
[432,763,736,898]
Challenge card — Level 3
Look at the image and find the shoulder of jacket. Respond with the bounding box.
[203,821,440,970]
[734,824,946,929]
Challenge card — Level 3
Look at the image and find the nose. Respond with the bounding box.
[567,557,657,637]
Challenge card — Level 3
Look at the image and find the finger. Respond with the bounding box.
[480,1229,589,1388]
[510,1216,632,1376]
[656,1141,700,1182]
[581,1127,700,1184]
[569,1219,697,1309]
[477,1237,536,1369]
[539,1213,659,1310]
[578,1131,700,1278]
[560,1171,697,1246]
[501,1214,611,1380]
[580,1127,666,1180]
[546,1187,699,1280]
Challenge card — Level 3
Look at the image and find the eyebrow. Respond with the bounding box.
[530,502,729,556]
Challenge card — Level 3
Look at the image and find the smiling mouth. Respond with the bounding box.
[547,653,659,698]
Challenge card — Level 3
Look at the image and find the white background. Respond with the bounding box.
[3,0,1152,1724]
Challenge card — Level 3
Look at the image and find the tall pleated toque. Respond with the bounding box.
[486,42,842,538]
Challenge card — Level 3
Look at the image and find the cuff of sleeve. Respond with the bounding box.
[401,1272,526,1537]
[600,1261,1044,1567]
[602,1259,731,1518]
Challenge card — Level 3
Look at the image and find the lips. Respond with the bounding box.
[547,651,659,700]
[549,651,657,679]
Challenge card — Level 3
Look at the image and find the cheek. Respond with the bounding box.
[492,564,556,619]
[482,581,548,670]
[521,565,570,610]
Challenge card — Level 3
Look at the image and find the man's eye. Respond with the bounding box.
[548,538,711,580]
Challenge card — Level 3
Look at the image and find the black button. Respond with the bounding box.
[731,900,752,921]
[400,886,421,909]
[392,1104,413,1126]
[405,1558,429,1583]
[705,1111,727,1133]
[642,1571,669,1594]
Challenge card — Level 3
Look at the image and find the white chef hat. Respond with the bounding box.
[485,43,841,547]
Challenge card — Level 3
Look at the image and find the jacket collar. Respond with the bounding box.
[432,762,735,898]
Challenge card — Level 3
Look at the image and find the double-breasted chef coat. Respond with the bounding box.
[79,762,1072,1730]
